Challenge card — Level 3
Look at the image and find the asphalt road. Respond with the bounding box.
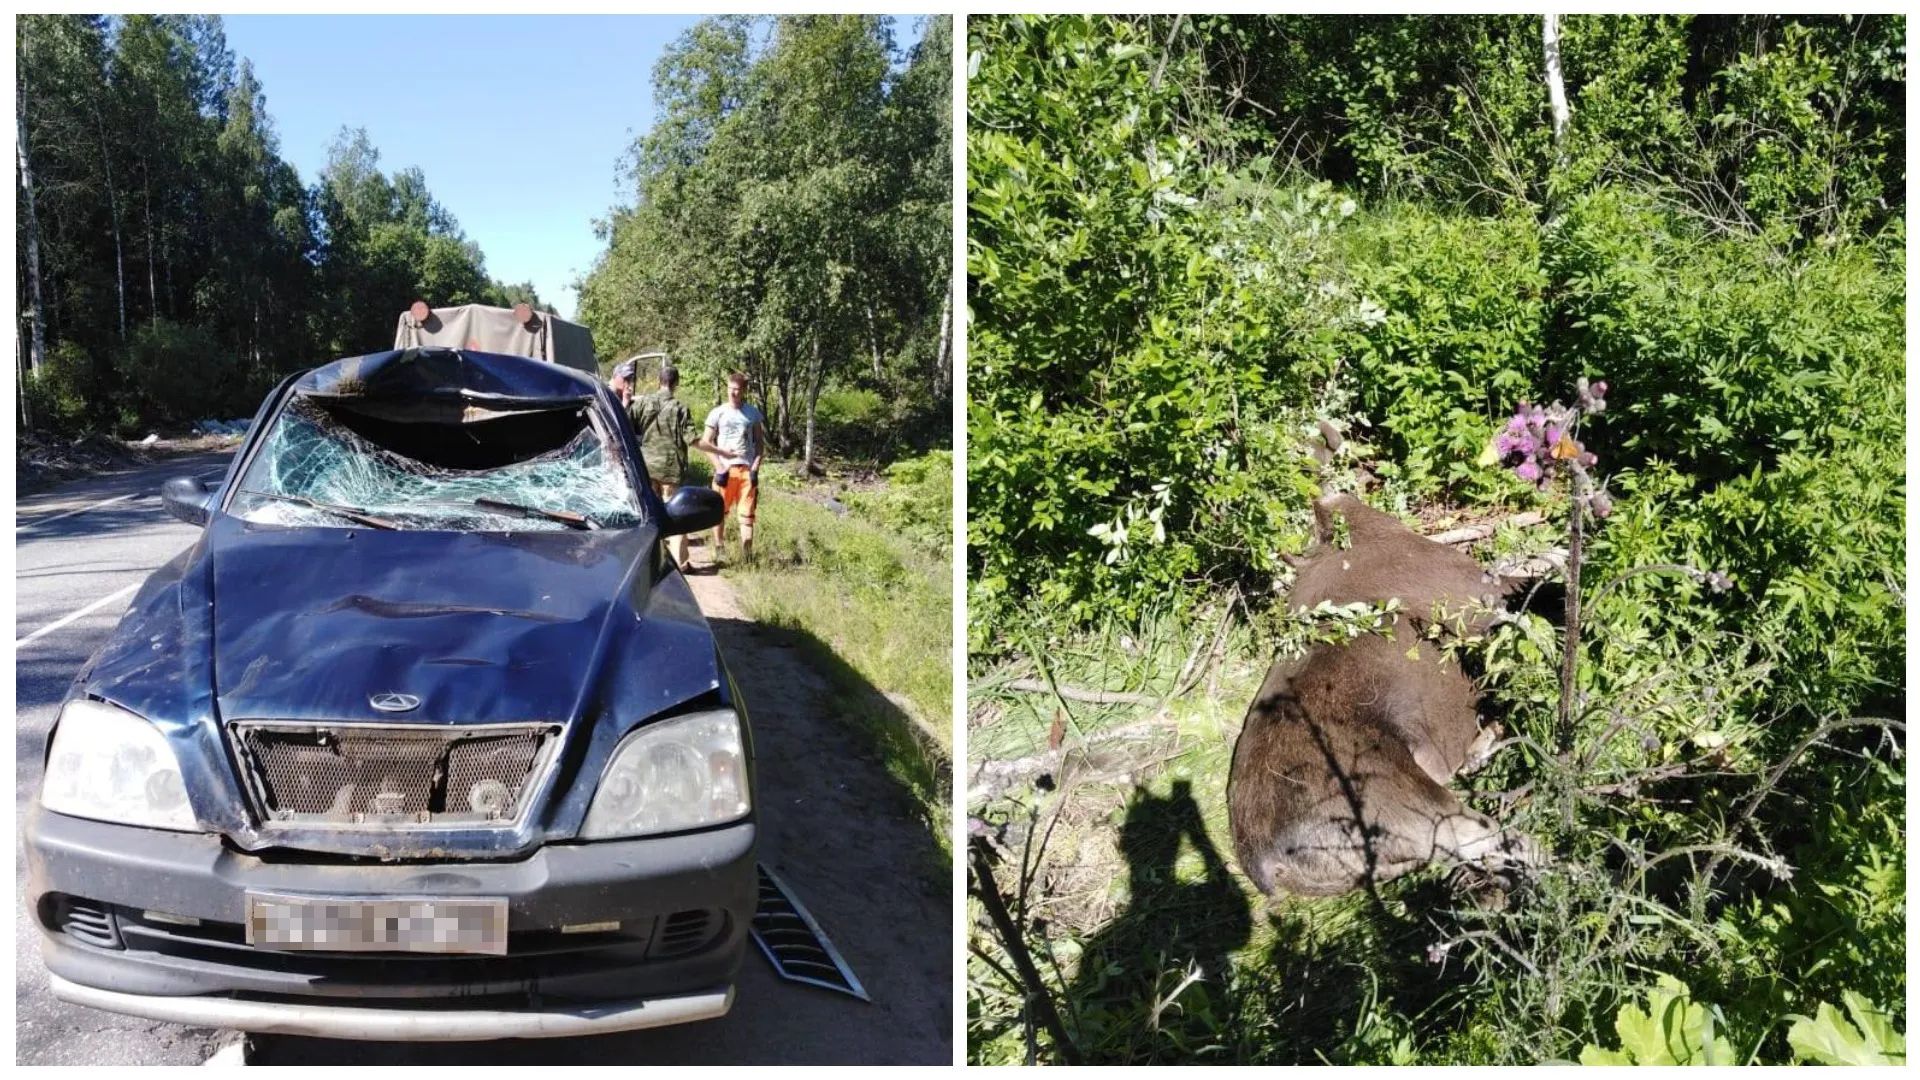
[14,452,951,1065]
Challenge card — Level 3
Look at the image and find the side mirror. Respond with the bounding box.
[660,486,723,537]
[160,476,219,527]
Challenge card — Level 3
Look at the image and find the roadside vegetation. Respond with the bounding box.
[967,15,1903,1065]
[16,16,544,438]
[729,451,953,863]
[579,17,955,864]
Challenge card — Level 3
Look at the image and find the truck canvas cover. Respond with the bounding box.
[394,304,598,375]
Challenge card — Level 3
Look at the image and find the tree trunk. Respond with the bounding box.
[935,280,952,397]
[864,299,883,379]
[1543,15,1570,148]
[89,97,127,339]
[16,75,48,381]
[16,325,29,431]
[776,359,796,449]
[144,172,158,325]
[803,335,824,472]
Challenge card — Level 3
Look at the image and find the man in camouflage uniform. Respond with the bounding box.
[628,362,696,571]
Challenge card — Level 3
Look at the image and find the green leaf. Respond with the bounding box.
[1787,995,1907,1065]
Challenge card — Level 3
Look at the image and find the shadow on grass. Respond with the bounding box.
[1063,780,1251,1062]
[1036,773,1494,1064]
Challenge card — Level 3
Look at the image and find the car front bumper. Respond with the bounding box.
[26,807,757,1040]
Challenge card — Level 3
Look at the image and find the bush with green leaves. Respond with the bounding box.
[122,319,246,425]
[846,450,951,554]
[970,16,1370,626]
[20,341,100,436]
[1335,205,1544,497]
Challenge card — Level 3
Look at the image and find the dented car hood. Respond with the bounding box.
[81,512,726,853]
[207,517,681,725]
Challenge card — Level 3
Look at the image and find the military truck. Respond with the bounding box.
[395,301,599,375]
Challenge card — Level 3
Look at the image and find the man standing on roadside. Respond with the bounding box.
[704,371,767,565]
[629,361,698,571]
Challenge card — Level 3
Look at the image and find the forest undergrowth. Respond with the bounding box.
[966,14,1904,1065]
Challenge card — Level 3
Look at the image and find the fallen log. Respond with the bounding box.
[969,715,1187,805]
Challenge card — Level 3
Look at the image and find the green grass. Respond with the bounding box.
[724,460,953,863]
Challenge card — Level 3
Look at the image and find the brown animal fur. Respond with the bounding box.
[1228,495,1535,898]
[1289,494,1519,635]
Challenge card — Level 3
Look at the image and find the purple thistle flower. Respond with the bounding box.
[1515,460,1542,484]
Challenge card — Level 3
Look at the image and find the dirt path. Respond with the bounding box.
[681,569,954,1057]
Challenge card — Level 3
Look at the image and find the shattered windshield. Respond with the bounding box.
[230,395,643,532]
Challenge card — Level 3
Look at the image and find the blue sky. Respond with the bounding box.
[224,15,929,320]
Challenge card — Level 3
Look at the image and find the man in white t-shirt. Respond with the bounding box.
[703,371,768,565]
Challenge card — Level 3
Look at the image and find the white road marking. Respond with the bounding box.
[16,583,140,650]
[15,492,138,531]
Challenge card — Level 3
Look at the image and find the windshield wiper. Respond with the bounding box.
[239,489,399,530]
[473,497,598,530]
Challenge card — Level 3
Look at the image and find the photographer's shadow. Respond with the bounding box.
[1067,780,1252,1062]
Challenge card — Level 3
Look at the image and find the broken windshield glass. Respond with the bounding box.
[230,395,642,532]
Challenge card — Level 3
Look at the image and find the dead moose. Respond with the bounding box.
[1227,494,1538,900]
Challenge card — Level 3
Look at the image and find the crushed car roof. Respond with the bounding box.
[291,347,602,407]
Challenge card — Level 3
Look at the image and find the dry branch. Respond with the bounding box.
[1427,510,1548,545]
[1000,679,1159,706]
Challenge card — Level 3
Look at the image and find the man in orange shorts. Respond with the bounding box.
[703,371,768,565]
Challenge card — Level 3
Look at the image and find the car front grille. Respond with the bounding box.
[231,722,560,828]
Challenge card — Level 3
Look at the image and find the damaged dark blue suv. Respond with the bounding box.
[26,347,755,1040]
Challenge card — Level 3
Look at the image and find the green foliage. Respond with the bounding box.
[20,342,100,435]
[846,450,952,554]
[578,16,950,464]
[15,16,542,433]
[814,385,884,429]
[970,16,1361,623]
[1578,977,1739,1065]
[1576,980,1906,1066]
[1338,206,1543,496]
[1708,756,1905,1040]
[122,319,242,424]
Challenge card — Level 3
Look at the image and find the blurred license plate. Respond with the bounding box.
[246,894,508,955]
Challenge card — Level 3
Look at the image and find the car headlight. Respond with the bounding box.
[580,708,749,839]
[41,699,199,831]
